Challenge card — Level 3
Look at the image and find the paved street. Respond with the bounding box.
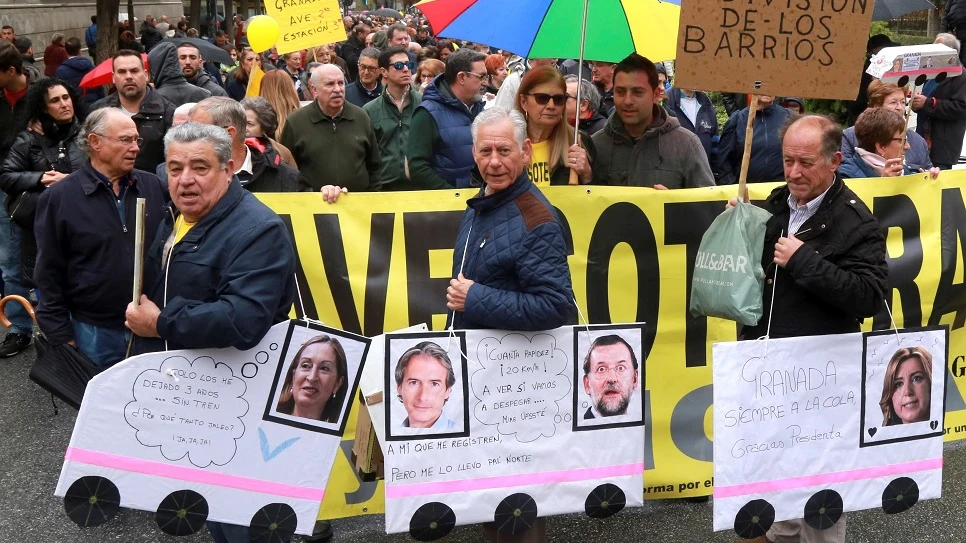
[2,329,964,543]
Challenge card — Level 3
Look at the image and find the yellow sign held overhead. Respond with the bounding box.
[266,0,347,55]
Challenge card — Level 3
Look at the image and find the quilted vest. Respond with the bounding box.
[418,76,484,188]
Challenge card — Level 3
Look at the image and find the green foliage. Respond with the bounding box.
[708,91,731,127]
[803,99,849,124]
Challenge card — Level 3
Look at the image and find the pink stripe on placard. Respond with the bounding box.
[885,66,963,77]
[385,462,643,499]
[714,457,943,499]
[65,447,325,501]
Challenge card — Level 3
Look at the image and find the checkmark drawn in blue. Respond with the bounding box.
[258,427,300,462]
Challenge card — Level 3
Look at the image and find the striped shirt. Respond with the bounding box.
[786,181,834,235]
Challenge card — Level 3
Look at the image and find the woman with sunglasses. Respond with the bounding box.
[0,78,87,288]
[514,66,595,186]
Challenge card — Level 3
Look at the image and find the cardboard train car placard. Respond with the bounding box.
[867,44,963,85]
[712,327,947,538]
[364,324,648,539]
[55,320,369,540]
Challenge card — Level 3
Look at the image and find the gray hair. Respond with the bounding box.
[360,46,381,62]
[936,32,962,54]
[191,96,247,144]
[394,341,456,391]
[163,122,233,169]
[173,102,195,118]
[302,61,322,89]
[471,106,528,150]
[76,108,124,157]
[240,96,279,139]
[565,74,601,113]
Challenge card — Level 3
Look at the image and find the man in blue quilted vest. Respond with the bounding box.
[407,48,486,190]
[445,106,575,331]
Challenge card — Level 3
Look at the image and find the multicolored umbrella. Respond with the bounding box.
[414,0,681,62]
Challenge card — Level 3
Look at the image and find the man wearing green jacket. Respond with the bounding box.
[363,46,422,191]
[280,64,381,192]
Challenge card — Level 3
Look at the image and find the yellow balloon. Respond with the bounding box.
[247,15,280,53]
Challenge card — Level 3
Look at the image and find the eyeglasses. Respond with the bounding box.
[95,134,143,147]
[890,137,905,143]
[461,71,487,80]
[358,65,380,73]
[390,60,416,71]
[527,93,567,106]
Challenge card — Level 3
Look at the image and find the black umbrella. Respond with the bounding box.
[873,0,935,20]
[0,295,101,411]
[161,37,234,65]
[156,489,209,536]
[250,503,297,543]
[409,502,456,541]
[882,477,920,514]
[370,7,404,18]
[493,493,538,535]
[803,489,843,531]
[63,476,120,528]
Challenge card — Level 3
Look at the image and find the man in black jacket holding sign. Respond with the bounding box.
[733,115,888,543]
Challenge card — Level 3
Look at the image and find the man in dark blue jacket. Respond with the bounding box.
[446,107,574,331]
[664,86,717,164]
[715,95,790,185]
[56,37,104,105]
[33,109,167,367]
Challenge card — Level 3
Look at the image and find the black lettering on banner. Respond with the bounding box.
[552,206,575,258]
[363,213,394,336]
[644,390,655,470]
[280,214,319,320]
[872,195,923,329]
[930,188,966,329]
[403,211,465,329]
[315,215,362,334]
[670,384,713,462]
[586,203,659,356]
[664,201,723,368]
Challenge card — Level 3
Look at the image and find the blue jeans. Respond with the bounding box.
[207,521,250,543]
[0,213,31,335]
[72,320,130,368]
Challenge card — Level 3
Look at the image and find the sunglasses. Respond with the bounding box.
[390,60,416,71]
[527,92,566,106]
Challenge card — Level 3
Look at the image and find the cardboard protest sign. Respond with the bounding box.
[712,328,946,538]
[867,44,963,84]
[55,320,369,538]
[266,0,346,55]
[367,324,646,538]
[674,0,874,99]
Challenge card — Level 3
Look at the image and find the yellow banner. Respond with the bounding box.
[258,172,966,516]
[265,0,346,55]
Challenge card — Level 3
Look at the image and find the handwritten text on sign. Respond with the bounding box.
[674,0,874,99]
[266,0,346,55]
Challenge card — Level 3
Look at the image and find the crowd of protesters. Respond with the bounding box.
[0,9,963,542]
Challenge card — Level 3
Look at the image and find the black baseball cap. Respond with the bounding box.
[867,34,900,52]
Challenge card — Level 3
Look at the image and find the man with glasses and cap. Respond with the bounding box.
[407,48,486,189]
[364,46,423,191]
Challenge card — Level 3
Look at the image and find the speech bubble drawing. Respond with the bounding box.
[470,333,570,443]
[124,355,249,468]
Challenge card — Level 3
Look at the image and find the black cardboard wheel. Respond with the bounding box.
[156,489,209,536]
[803,489,843,530]
[585,483,626,519]
[63,476,120,528]
[882,477,920,514]
[409,502,456,541]
[494,493,537,535]
[250,503,297,543]
[733,499,774,539]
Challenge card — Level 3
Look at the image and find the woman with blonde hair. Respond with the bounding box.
[879,346,933,426]
[515,66,594,186]
[842,79,933,173]
[415,58,445,93]
[259,69,301,137]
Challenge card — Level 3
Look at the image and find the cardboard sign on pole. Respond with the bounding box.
[674,0,874,99]
[266,0,346,55]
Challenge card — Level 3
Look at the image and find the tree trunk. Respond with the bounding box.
[240,0,249,21]
[190,0,203,32]
[96,0,120,64]
[224,0,234,40]
[928,7,942,36]
[127,0,136,37]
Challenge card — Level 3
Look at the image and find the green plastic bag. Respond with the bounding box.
[689,200,772,326]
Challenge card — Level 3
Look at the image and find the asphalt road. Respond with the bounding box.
[2,329,964,543]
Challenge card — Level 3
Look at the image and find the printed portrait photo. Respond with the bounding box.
[264,321,370,436]
[385,332,469,441]
[573,324,646,431]
[860,327,947,447]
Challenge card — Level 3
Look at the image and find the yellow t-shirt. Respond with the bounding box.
[528,140,552,187]
[174,215,197,244]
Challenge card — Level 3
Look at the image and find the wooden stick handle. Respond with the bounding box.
[738,95,759,203]
[132,198,147,305]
